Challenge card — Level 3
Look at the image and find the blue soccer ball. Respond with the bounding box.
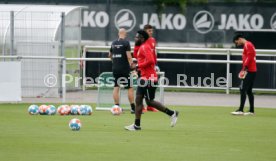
[86,105,93,115]
[70,105,80,115]
[69,118,81,131]
[28,105,39,115]
[78,105,87,115]
[46,105,56,115]
[79,105,93,115]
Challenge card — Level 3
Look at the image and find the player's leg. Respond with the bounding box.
[246,72,256,114]
[125,75,135,113]
[146,78,158,112]
[239,79,247,112]
[135,93,144,124]
[113,87,120,105]
[144,81,179,127]
[128,87,136,113]
[124,79,145,131]
[232,76,250,115]
[147,69,161,112]
[127,88,134,103]
[144,87,165,112]
[124,92,143,131]
[112,73,120,106]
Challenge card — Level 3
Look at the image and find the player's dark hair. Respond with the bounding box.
[233,34,244,42]
[143,24,153,30]
[137,30,149,41]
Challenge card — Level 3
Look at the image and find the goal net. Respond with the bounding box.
[96,72,165,110]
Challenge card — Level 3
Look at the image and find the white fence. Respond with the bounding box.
[82,46,276,94]
[0,62,21,102]
[0,9,82,98]
[1,46,276,102]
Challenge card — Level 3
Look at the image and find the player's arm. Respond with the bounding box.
[152,38,157,63]
[125,41,132,66]
[108,52,112,61]
[108,46,113,61]
[152,38,160,71]
[242,44,255,71]
[126,51,133,66]
[133,45,140,59]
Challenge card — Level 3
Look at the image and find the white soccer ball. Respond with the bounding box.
[46,105,56,115]
[110,105,123,115]
[69,118,81,131]
[78,105,93,115]
[28,104,39,115]
[70,105,80,115]
[86,105,93,115]
[39,105,49,115]
[57,105,70,115]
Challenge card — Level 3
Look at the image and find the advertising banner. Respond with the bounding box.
[81,4,276,44]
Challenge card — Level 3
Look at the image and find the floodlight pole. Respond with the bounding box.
[60,12,66,103]
[10,11,14,56]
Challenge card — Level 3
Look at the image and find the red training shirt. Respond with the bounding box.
[146,37,157,65]
[242,41,257,72]
[133,37,157,65]
[136,42,157,81]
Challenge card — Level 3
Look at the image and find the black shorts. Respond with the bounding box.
[136,78,158,101]
[240,72,256,92]
[113,73,133,89]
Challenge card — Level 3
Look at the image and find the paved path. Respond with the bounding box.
[164,92,276,108]
[21,90,276,108]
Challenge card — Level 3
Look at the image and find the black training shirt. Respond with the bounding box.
[110,38,131,74]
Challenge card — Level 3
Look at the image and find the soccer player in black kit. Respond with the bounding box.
[108,28,135,112]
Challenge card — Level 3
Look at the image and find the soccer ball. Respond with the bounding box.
[86,105,93,115]
[78,105,87,115]
[79,105,93,115]
[110,105,123,115]
[28,105,39,115]
[69,118,81,131]
[57,105,70,115]
[46,105,56,115]
[39,105,49,115]
[70,105,80,115]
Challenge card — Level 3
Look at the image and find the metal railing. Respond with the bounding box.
[1,46,276,102]
[82,45,276,94]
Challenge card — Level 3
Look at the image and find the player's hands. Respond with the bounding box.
[130,62,137,70]
[155,65,160,72]
[238,70,247,79]
[130,70,138,78]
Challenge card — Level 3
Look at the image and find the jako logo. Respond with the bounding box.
[193,10,214,34]
[114,9,136,32]
[270,12,276,30]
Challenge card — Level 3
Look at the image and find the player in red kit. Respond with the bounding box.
[143,24,159,112]
[124,30,178,131]
[133,24,157,68]
[231,34,257,116]
[133,24,159,112]
[143,24,157,65]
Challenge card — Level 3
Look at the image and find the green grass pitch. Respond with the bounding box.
[0,104,276,161]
